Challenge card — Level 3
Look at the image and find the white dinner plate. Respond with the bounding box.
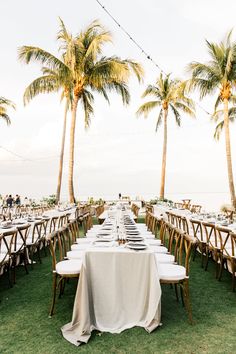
[126,236,144,242]
[126,242,147,250]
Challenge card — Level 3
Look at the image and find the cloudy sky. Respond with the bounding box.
[1,0,236,210]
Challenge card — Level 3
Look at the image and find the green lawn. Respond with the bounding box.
[0,219,236,354]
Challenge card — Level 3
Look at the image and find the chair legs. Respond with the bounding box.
[49,273,58,317]
[174,284,179,302]
[205,249,210,271]
[182,281,193,324]
[231,261,236,292]
[7,264,13,288]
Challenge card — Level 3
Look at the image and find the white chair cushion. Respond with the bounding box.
[155,253,175,264]
[158,263,186,281]
[67,251,84,260]
[71,244,89,251]
[90,225,101,230]
[151,246,168,253]
[76,238,91,244]
[146,239,162,246]
[56,259,82,275]
[143,234,155,239]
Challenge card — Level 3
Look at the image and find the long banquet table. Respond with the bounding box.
[61,244,161,346]
[61,205,163,346]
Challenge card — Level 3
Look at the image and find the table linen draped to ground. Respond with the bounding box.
[61,248,162,346]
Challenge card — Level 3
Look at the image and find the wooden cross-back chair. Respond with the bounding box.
[26,220,44,268]
[158,229,194,323]
[82,213,93,235]
[190,219,206,267]
[191,205,202,214]
[202,222,222,278]
[221,232,236,291]
[49,216,59,233]
[0,231,16,287]
[47,228,81,316]
[68,219,80,245]
[12,224,31,282]
[215,226,231,281]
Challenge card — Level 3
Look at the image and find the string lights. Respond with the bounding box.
[95,0,211,116]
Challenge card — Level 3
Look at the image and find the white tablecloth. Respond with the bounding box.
[61,247,161,346]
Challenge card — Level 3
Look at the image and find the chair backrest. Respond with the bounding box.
[47,231,60,271]
[42,217,50,237]
[68,219,79,244]
[148,213,156,234]
[215,226,231,250]
[191,204,202,213]
[167,212,179,228]
[31,221,44,243]
[82,213,93,235]
[14,224,31,251]
[180,216,190,234]
[145,212,152,230]
[182,199,191,210]
[49,216,59,233]
[224,232,236,258]
[202,222,217,248]
[190,219,204,242]
[154,216,163,238]
[161,221,176,252]
[0,231,16,270]
[174,229,193,276]
[59,226,71,256]
[58,215,67,228]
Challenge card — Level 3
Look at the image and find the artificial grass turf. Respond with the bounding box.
[0,219,236,354]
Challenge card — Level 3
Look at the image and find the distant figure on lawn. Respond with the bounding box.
[6,195,14,208]
[15,194,21,206]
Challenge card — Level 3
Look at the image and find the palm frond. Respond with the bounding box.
[214,120,224,140]
[136,101,160,118]
[142,85,162,99]
[214,94,222,111]
[18,46,69,74]
[80,90,94,129]
[0,111,11,125]
[169,104,181,126]
[23,75,60,105]
[155,109,163,131]
[0,97,16,109]
[174,102,195,117]
[105,81,130,105]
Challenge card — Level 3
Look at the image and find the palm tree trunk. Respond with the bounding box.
[68,96,79,203]
[223,98,236,208]
[160,108,168,199]
[56,102,68,204]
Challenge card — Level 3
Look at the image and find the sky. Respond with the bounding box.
[1,0,236,210]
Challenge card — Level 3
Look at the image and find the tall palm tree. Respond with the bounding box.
[19,19,143,203]
[188,31,236,208]
[0,97,15,124]
[22,66,72,203]
[137,73,195,200]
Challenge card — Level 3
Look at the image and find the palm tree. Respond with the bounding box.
[137,73,195,200]
[0,97,15,124]
[22,66,72,203]
[19,19,144,203]
[188,31,236,208]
